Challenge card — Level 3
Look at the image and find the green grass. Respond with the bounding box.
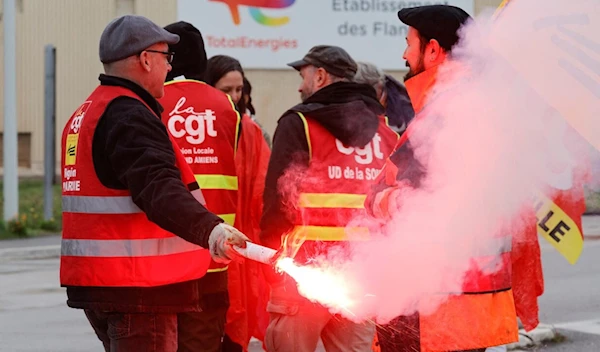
[0,179,62,239]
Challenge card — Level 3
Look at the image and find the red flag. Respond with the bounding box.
[225,114,271,350]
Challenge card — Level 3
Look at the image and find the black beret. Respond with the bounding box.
[164,21,207,82]
[398,5,472,51]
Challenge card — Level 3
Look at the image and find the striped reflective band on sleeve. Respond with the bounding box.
[298,193,367,209]
[291,225,370,242]
[62,196,141,214]
[195,175,238,190]
[61,236,204,257]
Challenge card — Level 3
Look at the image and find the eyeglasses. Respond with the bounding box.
[143,50,174,64]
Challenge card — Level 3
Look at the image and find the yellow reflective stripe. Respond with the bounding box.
[383,115,390,126]
[297,112,312,161]
[164,78,206,86]
[195,175,238,190]
[219,213,236,226]
[207,266,229,273]
[224,93,241,154]
[291,226,370,241]
[298,193,366,209]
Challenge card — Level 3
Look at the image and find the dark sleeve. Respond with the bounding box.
[97,98,223,248]
[364,140,425,216]
[389,141,425,186]
[259,112,309,249]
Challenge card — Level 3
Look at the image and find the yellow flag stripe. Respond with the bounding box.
[534,193,584,265]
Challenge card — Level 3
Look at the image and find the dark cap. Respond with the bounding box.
[398,5,472,51]
[287,45,357,80]
[164,21,207,81]
[99,15,180,64]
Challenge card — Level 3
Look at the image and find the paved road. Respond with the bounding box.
[1,217,599,351]
[527,239,600,351]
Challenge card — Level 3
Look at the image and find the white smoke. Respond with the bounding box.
[292,0,598,323]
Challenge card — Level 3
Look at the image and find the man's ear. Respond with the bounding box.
[139,51,152,72]
[428,39,442,61]
[315,67,328,87]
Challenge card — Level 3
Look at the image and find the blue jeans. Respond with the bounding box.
[84,310,177,352]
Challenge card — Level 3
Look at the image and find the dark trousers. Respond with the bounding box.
[85,310,177,352]
[177,271,230,352]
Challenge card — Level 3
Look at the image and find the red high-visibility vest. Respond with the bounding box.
[160,79,240,272]
[60,85,211,287]
[286,113,398,257]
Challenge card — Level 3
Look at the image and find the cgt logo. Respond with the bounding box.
[168,97,218,145]
[336,133,385,165]
[211,0,296,26]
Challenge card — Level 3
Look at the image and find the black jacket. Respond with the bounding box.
[66,74,223,313]
[259,82,383,252]
[384,74,415,135]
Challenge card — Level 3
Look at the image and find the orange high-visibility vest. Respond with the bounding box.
[160,79,240,272]
[378,66,518,351]
[287,113,398,257]
[60,85,211,287]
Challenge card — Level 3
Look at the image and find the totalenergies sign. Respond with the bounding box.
[210,0,296,26]
[178,0,475,69]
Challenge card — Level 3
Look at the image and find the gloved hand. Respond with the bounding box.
[371,186,405,219]
[208,223,251,264]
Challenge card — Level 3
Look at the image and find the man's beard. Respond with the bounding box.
[404,56,425,82]
[301,86,314,102]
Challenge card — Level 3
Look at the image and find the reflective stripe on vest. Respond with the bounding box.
[194,175,238,226]
[62,195,141,214]
[61,236,202,257]
[195,174,239,191]
[289,225,370,242]
[299,193,367,209]
[294,192,370,241]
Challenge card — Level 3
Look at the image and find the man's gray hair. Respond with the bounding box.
[354,62,385,89]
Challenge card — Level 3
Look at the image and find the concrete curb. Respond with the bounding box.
[507,324,557,350]
[0,244,60,261]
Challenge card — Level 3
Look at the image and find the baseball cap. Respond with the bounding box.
[99,15,180,64]
[287,45,358,80]
[398,5,472,51]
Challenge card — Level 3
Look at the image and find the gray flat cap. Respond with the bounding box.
[99,15,180,63]
[288,45,357,80]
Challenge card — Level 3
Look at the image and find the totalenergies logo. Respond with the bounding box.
[211,0,295,26]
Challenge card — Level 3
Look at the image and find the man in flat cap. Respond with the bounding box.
[59,15,249,351]
[365,5,519,352]
[259,45,398,351]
